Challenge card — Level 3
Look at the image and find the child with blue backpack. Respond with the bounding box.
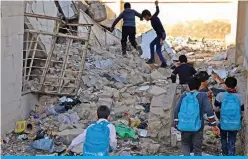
[66,105,117,156]
[174,77,220,156]
[214,77,244,156]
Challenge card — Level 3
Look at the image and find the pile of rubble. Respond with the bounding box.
[2,36,246,156]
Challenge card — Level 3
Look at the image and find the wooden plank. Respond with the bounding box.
[58,39,73,93]
[25,29,89,41]
[27,34,39,81]
[75,27,92,94]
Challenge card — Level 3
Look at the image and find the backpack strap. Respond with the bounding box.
[186,91,199,97]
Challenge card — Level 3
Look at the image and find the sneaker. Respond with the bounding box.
[136,46,143,55]
[146,59,155,64]
[160,62,167,68]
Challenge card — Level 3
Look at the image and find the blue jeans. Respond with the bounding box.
[150,32,166,63]
[220,129,238,156]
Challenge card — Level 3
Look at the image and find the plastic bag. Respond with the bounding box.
[69,112,80,124]
[115,124,136,139]
[58,114,71,125]
[30,138,54,152]
[45,106,58,116]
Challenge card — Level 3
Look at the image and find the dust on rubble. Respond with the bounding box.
[1,37,246,156]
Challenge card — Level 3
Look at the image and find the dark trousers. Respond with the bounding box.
[220,129,238,156]
[181,130,203,156]
[121,26,137,54]
[150,32,166,63]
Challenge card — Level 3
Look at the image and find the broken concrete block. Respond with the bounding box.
[151,70,167,80]
[97,98,113,107]
[57,128,85,145]
[88,3,107,22]
[148,86,166,96]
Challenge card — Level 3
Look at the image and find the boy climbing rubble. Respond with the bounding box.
[171,55,197,94]
[111,3,143,56]
[66,105,117,156]
[142,1,167,68]
[174,77,220,156]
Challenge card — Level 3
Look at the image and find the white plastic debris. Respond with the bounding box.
[137,129,148,137]
[138,85,150,91]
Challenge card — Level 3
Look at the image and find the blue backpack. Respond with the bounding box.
[178,92,201,131]
[220,92,241,131]
[83,120,110,156]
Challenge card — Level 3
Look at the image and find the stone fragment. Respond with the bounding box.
[57,128,85,145]
[148,86,166,96]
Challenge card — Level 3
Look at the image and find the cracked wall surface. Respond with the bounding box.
[1,1,38,135]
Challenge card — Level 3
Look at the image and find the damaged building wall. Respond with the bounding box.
[25,1,58,52]
[1,1,38,135]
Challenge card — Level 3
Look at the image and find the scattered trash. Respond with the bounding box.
[129,118,141,128]
[139,103,150,113]
[30,138,54,152]
[115,124,137,139]
[59,96,73,103]
[14,120,27,134]
[138,85,150,91]
[17,134,28,140]
[137,121,148,129]
[137,129,148,137]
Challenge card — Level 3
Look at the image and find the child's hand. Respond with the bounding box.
[66,148,71,154]
[160,38,163,45]
[212,126,220,136]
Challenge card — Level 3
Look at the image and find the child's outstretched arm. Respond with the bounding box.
[111,13,124,31]
[108,124,117,150]
[67,130,87,151]
[153,1,160,17]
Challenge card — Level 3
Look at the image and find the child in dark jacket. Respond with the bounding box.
[111,3,143,55]
[141,1,167,68]
[171,55,197,94]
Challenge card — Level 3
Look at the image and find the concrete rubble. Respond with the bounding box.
[3,35,246,156]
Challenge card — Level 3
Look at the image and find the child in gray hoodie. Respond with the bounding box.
[111,3,143,55]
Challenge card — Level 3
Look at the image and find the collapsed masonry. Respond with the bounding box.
[2,0,247,156]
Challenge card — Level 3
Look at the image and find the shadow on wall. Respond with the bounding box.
[137,19,231,40]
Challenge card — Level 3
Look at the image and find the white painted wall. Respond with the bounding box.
[1,1,38,135]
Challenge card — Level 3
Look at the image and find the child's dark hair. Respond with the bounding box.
[141,9,151,17]
[97,105,110,119]
[124,2,131,9]
[196,71,210,82]
[187,77,201,91]
[225,77,237,89]
[179,55,187,63]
